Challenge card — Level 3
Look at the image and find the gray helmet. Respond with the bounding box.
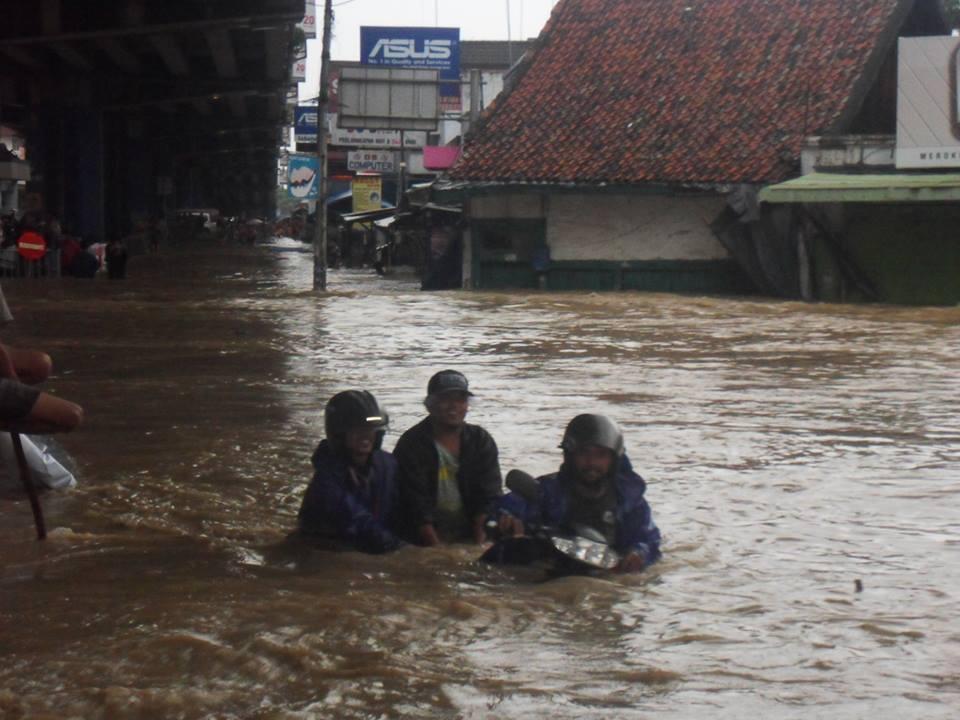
[560,414,624,458]
[324,390,389,453]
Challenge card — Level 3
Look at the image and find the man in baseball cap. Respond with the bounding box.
[394,370,501,546]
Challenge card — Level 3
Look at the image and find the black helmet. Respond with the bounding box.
[560,414,624,458]
[324,390,389,452]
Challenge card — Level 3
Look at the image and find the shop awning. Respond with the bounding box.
[759,172,960,203]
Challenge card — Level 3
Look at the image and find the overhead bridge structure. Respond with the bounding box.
[0,0,304,240]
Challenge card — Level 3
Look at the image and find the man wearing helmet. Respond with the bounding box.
[498,414,661,572]
[297,390,402,553]
[393,370,502,546]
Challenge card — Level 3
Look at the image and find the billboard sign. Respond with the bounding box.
[352,175,383,213]
[338,67,439,130]
[288,155,319,200]
[361,26,460,112]
[297,2,317,38]
[292,53,307,81]
[295,105,319,143]
[896,36,960,168]
[328,115,425,148]
[348,150,397,173]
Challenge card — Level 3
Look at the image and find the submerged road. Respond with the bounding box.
[1,239,958,719]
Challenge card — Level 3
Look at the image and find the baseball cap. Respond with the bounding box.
[426,369,475,398]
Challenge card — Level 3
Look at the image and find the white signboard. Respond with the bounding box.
[348,150,397,173]
[338,66,439,131]
[896,36,960,168]
[327,115,425,148]
[297,2,317,38]
[292,56,307,81]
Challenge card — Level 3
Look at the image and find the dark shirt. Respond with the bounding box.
[392,417,502,541]
[564,481,619,545]
[498,456,662,565]
[297,440,402,553]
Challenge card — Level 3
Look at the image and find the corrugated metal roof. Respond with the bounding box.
[759,172,960,202]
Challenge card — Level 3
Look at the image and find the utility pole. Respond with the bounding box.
[313,0,333,291]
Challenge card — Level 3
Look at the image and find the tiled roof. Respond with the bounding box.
[453,0,913,185]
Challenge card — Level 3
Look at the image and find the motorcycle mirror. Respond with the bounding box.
[505,469,540,502]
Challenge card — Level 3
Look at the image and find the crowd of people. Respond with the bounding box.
[296,370,662,572]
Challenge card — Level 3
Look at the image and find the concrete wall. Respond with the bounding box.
[546,194,729,261]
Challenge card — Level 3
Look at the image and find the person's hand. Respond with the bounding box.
[617,551,646,573]
[418,523,440,547]
[497,513,525,538]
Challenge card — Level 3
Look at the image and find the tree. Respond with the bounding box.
[944,0,960,30]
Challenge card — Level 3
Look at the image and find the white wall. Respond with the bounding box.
[440,71,508,145]
[546,194,729,261]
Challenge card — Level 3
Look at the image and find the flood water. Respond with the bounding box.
[1,238,958,719]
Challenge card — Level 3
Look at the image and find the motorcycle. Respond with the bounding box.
[480,470,622,576]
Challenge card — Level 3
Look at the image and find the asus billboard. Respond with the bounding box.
[361,26,461,111]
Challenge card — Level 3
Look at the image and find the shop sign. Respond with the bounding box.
[352,175,383,213]
[295,106,319,143]
[298,2,317,38]
[328,115,425,148]
[288,155,319,200]
[896,37,960,168]
[347,150,396,173]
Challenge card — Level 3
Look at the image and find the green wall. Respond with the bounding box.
[818,204,960,305]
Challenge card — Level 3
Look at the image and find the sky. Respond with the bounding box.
[299,0,561,99]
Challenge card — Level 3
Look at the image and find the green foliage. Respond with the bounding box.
[945,0,960,29]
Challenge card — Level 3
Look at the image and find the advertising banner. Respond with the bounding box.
[361,26,461,112]
[328,115,425,148]
[896,36,960,168]
[288,155,319,200]
[297,2,317,38]
[292,54,307,81]
[348,150,397,173]
[352,175,383,213]
[295,106,319,143]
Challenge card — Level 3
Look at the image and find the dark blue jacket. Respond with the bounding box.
[297,440,402,553]
[498,456,661,565]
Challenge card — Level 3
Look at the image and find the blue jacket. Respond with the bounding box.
[297,440,402,553]
[498,456,661,565]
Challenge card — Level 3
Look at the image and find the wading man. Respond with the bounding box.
[497,414,661,572]
[393,370,502,546]
[297,390,402,554]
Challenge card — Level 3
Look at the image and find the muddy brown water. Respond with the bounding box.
[1,239,958,719]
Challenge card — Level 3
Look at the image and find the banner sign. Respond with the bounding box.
[328,115,425,148]
[292,54,307,81]
[288,155,319,200]
[352,175,383,213]
[295,105,319,143]
[896,36,960,168]
[297,2,317,38]
[360,26,461,111]
[348,150,397,173]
